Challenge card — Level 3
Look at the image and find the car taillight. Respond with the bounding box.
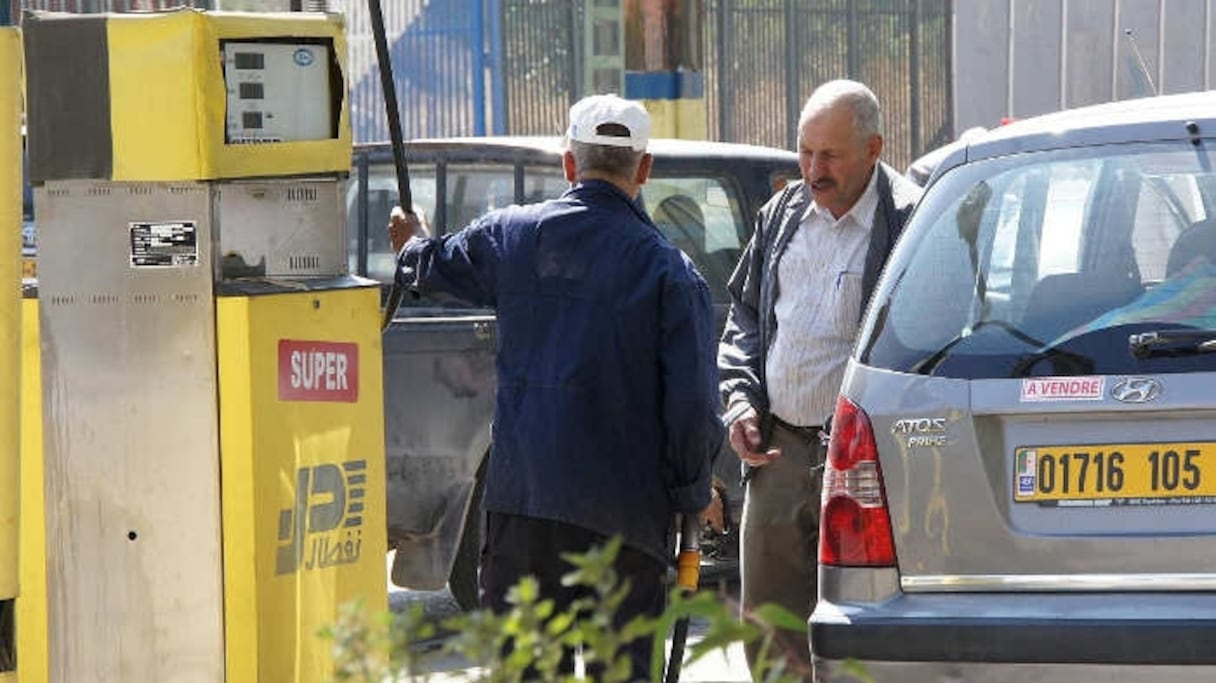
[819,396,896,567]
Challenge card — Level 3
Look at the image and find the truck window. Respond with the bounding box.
[345,166,439,285]
[523,165,569,204]
[445,163,553,233]
[643,176,743,303]
[350,161,564,314]
[349,160,748,309]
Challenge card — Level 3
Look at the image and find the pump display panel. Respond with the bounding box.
[222,41,335,144]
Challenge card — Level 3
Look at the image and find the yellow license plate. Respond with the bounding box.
[21,257,36,279]
[1014,442,1216,504]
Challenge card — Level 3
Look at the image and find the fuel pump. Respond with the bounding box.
[23,10,386,683]
[0,25,22,683]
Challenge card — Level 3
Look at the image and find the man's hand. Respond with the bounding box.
[728,405,781,467]
[388,206,429,253]
[699,486,724,533]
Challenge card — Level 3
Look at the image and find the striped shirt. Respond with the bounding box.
[765,168,880,426]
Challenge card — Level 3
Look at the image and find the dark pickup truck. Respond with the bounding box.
[347,136,799,608]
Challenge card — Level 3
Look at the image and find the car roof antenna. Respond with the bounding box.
[1123,29,1158,97]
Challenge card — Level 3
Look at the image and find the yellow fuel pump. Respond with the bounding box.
[0,25,21,683]
[23,10,386,682]
[17,277,45,683]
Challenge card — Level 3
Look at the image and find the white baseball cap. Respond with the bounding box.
[566,94,651,152]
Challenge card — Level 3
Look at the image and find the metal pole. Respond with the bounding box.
[945,0,955,138]
[473,0,486,135]
[715,0,731,142]
[847,0,859,79]
[1006,0,1015,119]
[1110,0,1120,98]
[1059,0,1068,110]
[1206,0,1212,90]
[489,0,507,134]
[1156,0,1164,93]
[570,0,582,102]
[784,0,799,150]
[909,0,921,158]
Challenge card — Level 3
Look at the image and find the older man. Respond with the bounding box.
[389,94,723,680]
[718,80,921,677]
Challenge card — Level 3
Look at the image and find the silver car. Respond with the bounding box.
[811,91,1216,682]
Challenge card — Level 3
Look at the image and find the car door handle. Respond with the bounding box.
[473,320,494,341]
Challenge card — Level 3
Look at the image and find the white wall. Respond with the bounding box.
[954,0,1215,133]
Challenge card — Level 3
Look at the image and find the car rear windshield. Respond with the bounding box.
[860,140,1216,378]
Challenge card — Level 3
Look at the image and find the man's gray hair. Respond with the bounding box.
[797,79,882,143]
[567,140,645,179]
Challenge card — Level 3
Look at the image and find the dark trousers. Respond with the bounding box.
[479,512,667,681]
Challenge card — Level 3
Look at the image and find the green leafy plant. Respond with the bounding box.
[322,537,865,683]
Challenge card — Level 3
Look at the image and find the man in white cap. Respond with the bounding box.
[389,94,723,679]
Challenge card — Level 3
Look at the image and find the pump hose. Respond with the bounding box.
[665,513,702,683]
[366,0,414,332]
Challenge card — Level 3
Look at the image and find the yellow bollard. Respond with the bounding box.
[0,25,23,683]
[17,291,46,683]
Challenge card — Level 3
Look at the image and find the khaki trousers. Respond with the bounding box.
[740,419,824,681]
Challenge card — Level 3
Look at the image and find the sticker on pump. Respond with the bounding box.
[129,221,199,267]
[1020,376,1104,402]
[279,340,359,402]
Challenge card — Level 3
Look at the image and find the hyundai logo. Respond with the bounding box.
[1110,377,1162,403]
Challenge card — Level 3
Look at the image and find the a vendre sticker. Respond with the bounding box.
[279,339,359,402]
[1020,376,1104,402]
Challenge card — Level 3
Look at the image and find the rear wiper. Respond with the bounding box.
[1009,346,1095,378]
[912,319,1045,376]
[1128,329,1216,359]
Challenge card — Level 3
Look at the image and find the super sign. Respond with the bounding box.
[278,339,359,402]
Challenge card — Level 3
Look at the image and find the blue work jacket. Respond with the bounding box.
[396,179,722,563]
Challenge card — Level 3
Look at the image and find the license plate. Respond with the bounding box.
[1014,442,1216,504]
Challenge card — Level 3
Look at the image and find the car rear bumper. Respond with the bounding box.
[812,659,1216,683]
[811,592,1216,667]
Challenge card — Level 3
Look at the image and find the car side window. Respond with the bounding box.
[346,165,439,286]
[643,177,744,303]
[523,165,570,204]
[445,164,521,234]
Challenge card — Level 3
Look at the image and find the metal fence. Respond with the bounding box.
[494,0,952,169]
[337,0,491,141]
[499,0,579,137]
[706,0,952,170]
[11,0,214,16]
